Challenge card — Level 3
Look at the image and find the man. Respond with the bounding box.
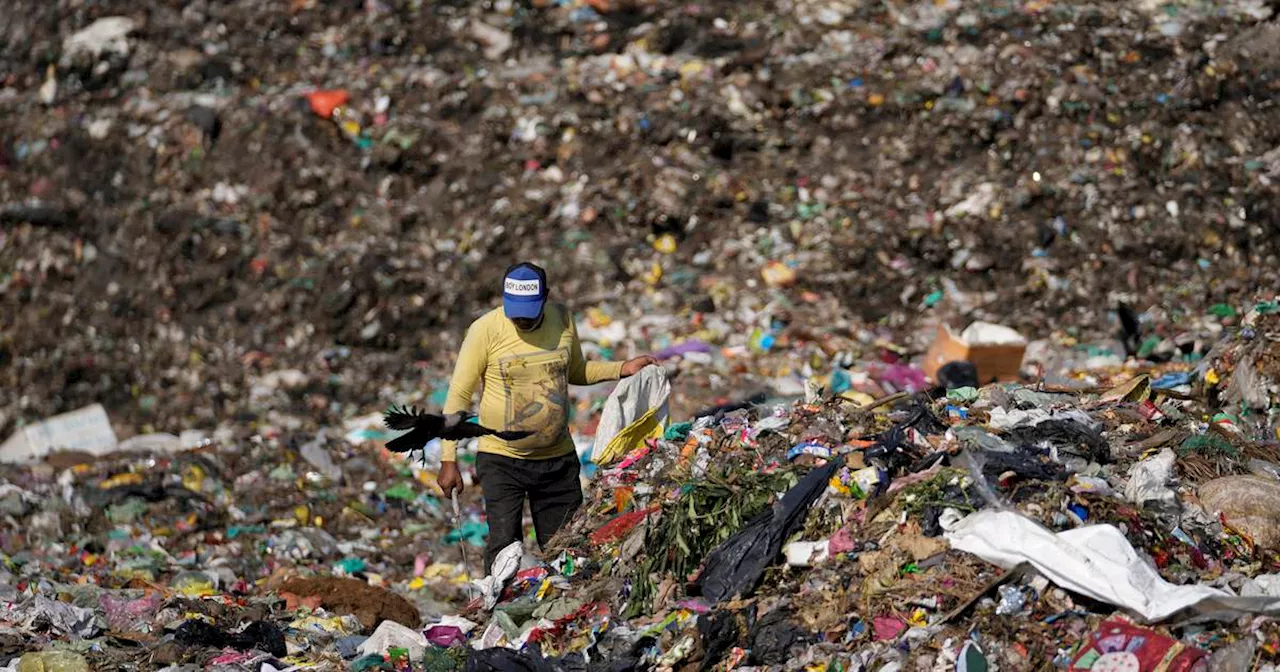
[437,262,655,573]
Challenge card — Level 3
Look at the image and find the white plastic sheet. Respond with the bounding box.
[357,620,428,659]
[472,541,523,611]
[943,508,1280,622]
[0,404,118,464]
[61,17,137,63]
[1124,448,1178,509]
[985,407,1097,432]
[591,365,670,459]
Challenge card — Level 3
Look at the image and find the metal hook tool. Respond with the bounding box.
[451,490,474,600]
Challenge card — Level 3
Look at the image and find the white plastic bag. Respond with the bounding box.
[472,541,523,611]
[591,365,670,461]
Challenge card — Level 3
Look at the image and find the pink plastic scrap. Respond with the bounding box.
[615,443,653,470]
[100,592,164,631]
[828,526,858,555]
[872,616,907,641]
[211,650,258,665]
[424,625,466,647]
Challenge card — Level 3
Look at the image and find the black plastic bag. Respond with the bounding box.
[466,644,561,672]
[689,392,768,422]
[238,622,287,658]
[978,448,1068,481]
[696,458,842,603]
[865,398,947,470]
[698,609,742,671]
[1005,419,1109,463]
[937,361,980,390]
[585,634,654,672]
[749,608,807,665]
[173,620,286,658]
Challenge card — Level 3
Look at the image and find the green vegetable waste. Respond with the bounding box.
[624,466,796,618]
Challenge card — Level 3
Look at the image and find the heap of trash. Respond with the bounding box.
[6,0,1280,668]
[1,300,1279,670]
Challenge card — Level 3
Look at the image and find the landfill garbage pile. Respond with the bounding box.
[4,0,1280,437]
[4,304,1279,670]
[443,311,1280,670]
[0,428,487,670]
[6,0,1280,668]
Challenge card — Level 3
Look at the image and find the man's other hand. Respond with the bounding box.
[620,355,658,377]
[437,460,463,497]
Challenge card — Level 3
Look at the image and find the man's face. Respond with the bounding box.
[511,313,544,331]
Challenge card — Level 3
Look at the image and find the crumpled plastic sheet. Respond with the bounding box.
[356,620,428,660]
[986,408,1097,432]
[1124,448,1179,518]
[18,595,99,638]
[943,508,1280,622]
[474,541,523,611]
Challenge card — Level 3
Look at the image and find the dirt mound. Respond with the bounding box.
[280,577,421,632]
[3,0,1280,437]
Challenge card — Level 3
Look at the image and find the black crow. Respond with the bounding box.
[382,405,534,453]
[1117,302,1142,357]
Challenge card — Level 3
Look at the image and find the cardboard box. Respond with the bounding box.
[922,322,1027,385]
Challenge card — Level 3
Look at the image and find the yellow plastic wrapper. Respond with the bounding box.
[181,465,206,493]
[290,616,351,636]
[17,651,90,672]
[594,408,663,467]
[100,472,143,489]
[173,576,216,598]
[839,390,877,407]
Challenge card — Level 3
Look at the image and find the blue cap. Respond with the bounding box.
[503,263,547,320]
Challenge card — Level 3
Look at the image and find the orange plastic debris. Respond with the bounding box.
[306,90,349,118]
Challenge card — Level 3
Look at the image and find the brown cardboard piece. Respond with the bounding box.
[922,323,1027,384]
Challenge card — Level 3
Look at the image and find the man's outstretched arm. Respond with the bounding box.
[567,312,656,385]
[437,320,488,495]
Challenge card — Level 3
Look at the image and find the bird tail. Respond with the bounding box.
[492,430,535,441]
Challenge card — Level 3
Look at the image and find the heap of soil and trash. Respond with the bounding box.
[2,300,1279,671]
[5,0,1280,669]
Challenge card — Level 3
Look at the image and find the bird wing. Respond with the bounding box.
[384,404,430,431]
[385,429,424,453]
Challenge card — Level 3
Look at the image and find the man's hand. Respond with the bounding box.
[437,460,463,497]
[620,355,658,378]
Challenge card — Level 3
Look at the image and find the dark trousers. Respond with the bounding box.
[474,451,583,574]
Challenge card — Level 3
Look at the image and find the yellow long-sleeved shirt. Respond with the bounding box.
[440,303,624,461]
